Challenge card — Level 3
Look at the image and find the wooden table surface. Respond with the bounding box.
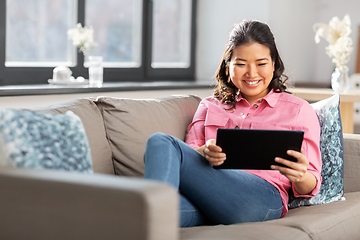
[292,88,360,134]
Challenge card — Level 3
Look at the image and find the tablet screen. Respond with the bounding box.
[214,128,304,170]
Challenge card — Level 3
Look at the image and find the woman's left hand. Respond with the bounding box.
[271,149,317,195]
[271,149,308,183]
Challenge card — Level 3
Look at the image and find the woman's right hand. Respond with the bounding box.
[201,139,227,166]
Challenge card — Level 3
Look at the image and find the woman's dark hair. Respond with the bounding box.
[214,20,289,108]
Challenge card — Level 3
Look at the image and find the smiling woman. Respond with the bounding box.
[142,19,322,228]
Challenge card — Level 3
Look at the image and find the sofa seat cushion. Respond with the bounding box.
[266,191,360,240]
[95,95,202,177]
[180,222,311,240]
[181,192,360,240]
[27,98,114,175]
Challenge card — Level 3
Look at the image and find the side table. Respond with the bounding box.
[292,88,360,134]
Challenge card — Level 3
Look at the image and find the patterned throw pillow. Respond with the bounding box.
[288,94,344,208]
[0,109,93,173]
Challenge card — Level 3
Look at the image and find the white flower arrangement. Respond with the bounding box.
[67,23,95,55]
[313,14,353,71]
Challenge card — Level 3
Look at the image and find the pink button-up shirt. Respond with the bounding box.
[185,90,322,217]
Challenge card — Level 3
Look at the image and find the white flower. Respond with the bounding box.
[313,14,353,70]
[67,23,95,55]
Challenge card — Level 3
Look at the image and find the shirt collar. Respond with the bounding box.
[262,89,279,107]
[237,89,279,108]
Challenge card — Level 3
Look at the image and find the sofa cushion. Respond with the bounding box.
[96,95,202,177]
[343,133,360,193]
[180,222,311,240]
[269,192,360,240]
[0,109,92,173]
[289,94,344,208]
[27,98,114,175]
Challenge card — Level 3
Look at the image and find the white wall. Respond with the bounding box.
[196,0,360,86]
[268,0,318,85]
[195,0,269,83]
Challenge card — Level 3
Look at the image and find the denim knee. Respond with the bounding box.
[147,132,169,144]
[145,132,172,162]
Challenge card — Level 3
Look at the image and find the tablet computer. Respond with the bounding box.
[214,128,304,170]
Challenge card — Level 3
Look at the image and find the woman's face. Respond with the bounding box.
[228,42,275,105]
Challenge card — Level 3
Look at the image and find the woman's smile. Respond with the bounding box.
[244,80,261,86]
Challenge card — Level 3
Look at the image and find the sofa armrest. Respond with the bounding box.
[0,168,178,240]
[343,133,360,193]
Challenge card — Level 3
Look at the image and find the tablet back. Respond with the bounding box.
[214,128,304,170]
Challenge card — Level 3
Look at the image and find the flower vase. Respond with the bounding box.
[331,66,350,93]
[88,56,103,87]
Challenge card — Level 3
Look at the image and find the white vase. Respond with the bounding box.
[88,56,103,87]
[331,66,350,93]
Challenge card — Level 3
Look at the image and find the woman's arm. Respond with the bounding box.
[271,149,317,195]
[279,99,322,197]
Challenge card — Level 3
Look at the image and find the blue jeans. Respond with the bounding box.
[143,133,283,228]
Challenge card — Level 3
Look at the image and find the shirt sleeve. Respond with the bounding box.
[292,102,322,198]
[185,100,208,148]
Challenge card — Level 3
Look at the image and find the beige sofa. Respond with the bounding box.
[0,94,360,240]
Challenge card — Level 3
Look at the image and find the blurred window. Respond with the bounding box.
[152,0,192,68]
[5,0,75,67]
[0,0,196,85]
[85,0,142,68]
